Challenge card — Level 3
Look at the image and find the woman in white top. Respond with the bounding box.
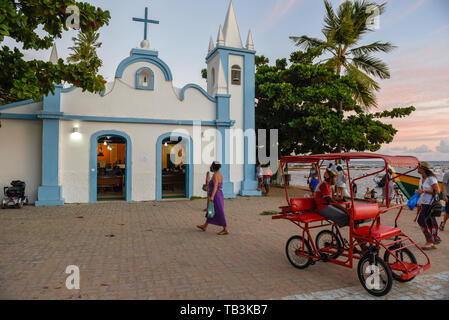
[417,162,441,250]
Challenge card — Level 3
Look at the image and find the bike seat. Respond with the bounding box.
[290,212,326,224]
[353,225,402,240]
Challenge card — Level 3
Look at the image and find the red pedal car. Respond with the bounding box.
[272,153,431,296]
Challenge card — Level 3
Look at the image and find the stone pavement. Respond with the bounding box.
[280,271,449,300]
[0,187,448,300]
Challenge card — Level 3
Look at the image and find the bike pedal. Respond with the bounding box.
[320,253,329,262]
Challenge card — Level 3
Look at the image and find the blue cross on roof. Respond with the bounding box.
[133,7,159,41]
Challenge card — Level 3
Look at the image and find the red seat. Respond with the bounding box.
[290,212,326,224]
[353,203,380,220]
[288,198,325,223]
[354,225,402,240]
[290,198,316,213]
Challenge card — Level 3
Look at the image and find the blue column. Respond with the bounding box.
[216,94,235,199]
[240,53,261,196]
[35,85,64,206]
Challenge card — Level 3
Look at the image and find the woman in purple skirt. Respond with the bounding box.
[197,162,229,235]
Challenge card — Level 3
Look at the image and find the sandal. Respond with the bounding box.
[197,225,206,232]
[217,231,229,236]
[422,244,436,250]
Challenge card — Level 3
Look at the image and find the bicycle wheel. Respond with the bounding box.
[357,253,393,297]
[315,230,343,259]
[285,236,313,269]
[384,245,417,282]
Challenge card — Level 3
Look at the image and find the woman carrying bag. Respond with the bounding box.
[417,162,441,250]
[197,162,229,235]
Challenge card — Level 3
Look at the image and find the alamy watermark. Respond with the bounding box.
[65,265,80,290]
[366,4,380,30]
[165,124,279,174]
[365,264,381,290]
[65,5,80,30]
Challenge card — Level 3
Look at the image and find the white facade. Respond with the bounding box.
[0,1,260,206]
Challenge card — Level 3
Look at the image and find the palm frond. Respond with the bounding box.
[349,41,396,56]
[351,54,390,79]
[289,35,326,49]
[346,62,379,108]
[322,0,338,38]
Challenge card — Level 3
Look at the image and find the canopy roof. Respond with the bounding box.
[281,152,420,168]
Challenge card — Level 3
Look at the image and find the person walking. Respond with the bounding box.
[308,163,319,185]
[203,169,213,212]
[335,166,347,201]
[417,162,441,250]
[263,165,273,196]
[440,169,449,231]
[381,168,395,206]
[256,162,264,191]
[197,162,228,235]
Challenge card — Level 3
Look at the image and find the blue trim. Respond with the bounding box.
[0,98,43,111]
[36,86,65,207]
[0,113,234,128]
[36,111,64,119]
[206,46,256,62]
[0,113,38,120]
[216,95,235,198]
[156,133,193,201]
[62,115,219,126]
[135,67,155,90]
[179,84,216,102]
[209,47,261,197]
[115,49,173,81]
[89,130,132,203]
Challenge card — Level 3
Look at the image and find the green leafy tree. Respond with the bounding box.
[255,48,415,157]
[0,0,111,105]
[67,30,102,65]
[290,0,395,109]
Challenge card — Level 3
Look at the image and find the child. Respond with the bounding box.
[309,176,319,193]
[364,187,371,199]
[263,165,273,196]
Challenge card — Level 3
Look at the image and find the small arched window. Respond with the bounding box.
[231,65,241,85]
[211,67,216,87]
[136,67,154,90]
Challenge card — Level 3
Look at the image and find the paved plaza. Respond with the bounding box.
[0,187,448,300]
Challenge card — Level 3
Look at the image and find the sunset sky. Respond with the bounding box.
[5,0,449,160]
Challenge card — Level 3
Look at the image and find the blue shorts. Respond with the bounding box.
[263,177,270,185]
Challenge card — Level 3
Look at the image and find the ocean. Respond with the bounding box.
[286,161,449,200]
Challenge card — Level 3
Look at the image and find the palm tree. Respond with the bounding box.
[68,30,102,65]
[290,0,396,109]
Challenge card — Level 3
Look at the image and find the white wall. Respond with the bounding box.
[61,61,216,122]
[0,119,42,203]
[60,120,215,203]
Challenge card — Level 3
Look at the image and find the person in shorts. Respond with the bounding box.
[263,166,273,196]
[256,162,264,191]
[441,169,449,231]
[314,169,349,228]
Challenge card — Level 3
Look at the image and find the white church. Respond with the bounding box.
[0,1,261,206]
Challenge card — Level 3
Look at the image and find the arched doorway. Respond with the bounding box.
[156,133,193,200]
[90,131,132,203]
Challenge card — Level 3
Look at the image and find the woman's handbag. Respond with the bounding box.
[207,201,215,219]
[407,192,421,210]
[202,184,208,192]
[430,190,443,217]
